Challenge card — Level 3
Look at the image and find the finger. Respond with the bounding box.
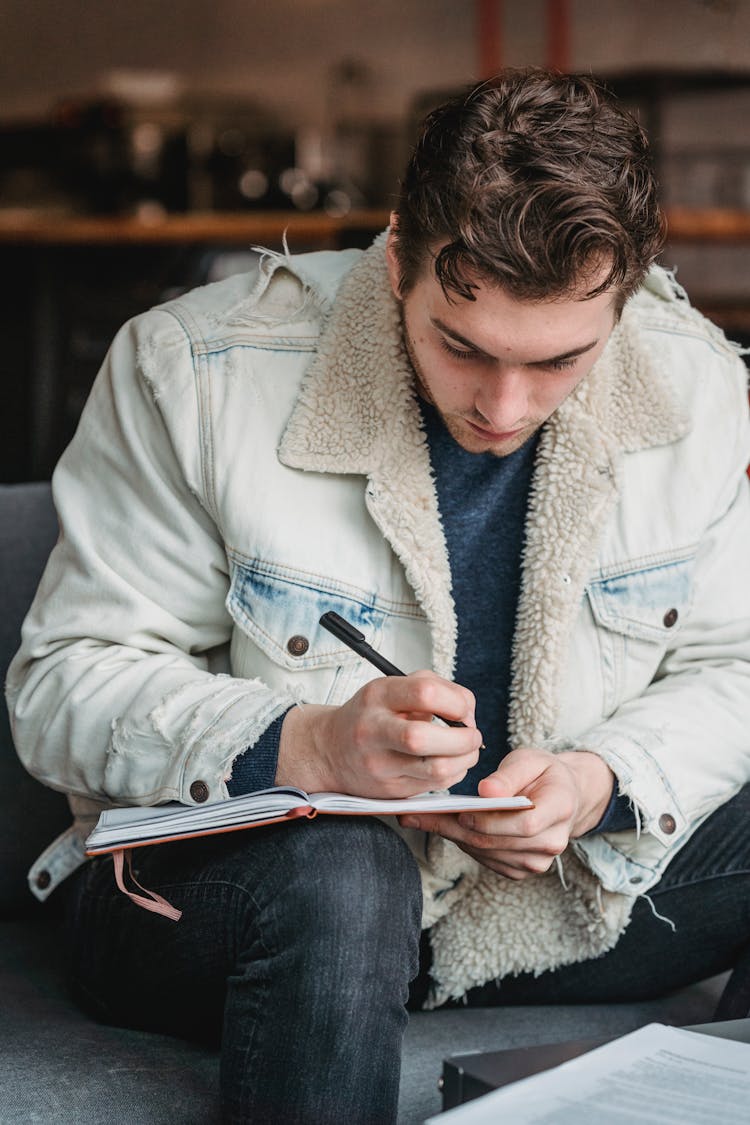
[405,755,478,790]
[398,811,482,843]
[457,810,570,856]
[398,811,462,833]
[488,863,528,880]
[400,811,568,862]
[458,850,545,880]
[389,738,479,786]
[382,671,478,728]
[477,746,553,798]
[381,711,483,761]
[463,806,572,845]
[456,806,541,838]
[352,703,479,774]
[457,843,559,878]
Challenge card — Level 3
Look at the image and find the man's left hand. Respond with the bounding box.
[397,747,615,879]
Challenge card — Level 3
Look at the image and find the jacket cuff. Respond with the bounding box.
[545,725,686,846]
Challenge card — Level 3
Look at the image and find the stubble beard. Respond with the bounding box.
[401,318,539,458]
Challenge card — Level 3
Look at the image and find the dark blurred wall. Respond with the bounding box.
[3,0,750,129]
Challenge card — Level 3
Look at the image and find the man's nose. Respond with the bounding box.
[475,369,529,430]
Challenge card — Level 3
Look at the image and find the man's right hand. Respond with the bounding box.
[275,671,482,798]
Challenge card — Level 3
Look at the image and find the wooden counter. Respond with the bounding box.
[665,208,750,243]
[1,206,749,245]
[0,209,391,246]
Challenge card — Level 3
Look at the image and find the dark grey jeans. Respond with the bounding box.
[65,786,750,1123]
[66,816,422,1124]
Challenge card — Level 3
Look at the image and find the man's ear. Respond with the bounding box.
[385,213,403,301]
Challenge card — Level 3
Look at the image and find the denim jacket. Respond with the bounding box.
[8,235,750,1002]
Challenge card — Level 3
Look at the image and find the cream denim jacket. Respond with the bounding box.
[8,235,750,1003]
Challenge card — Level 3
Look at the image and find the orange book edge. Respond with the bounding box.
[85,803,316,856]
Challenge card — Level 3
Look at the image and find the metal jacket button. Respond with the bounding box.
[190,780,210,803]
[663,608,678,628]
[287,635,309,656]
[658,813,676,834]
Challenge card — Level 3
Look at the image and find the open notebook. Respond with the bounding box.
[85,786,533,855]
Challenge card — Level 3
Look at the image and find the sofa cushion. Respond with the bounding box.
[0,483,72,917]
[0,918,726,1124]
[0,918,222,1123]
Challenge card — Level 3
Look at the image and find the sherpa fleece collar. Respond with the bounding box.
[279,232,689,475]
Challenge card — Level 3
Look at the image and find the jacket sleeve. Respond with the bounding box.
[574,363,750,892]
[6,311,295,807]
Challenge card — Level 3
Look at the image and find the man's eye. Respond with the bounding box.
[439,338,478,361]
[546,357,578,372]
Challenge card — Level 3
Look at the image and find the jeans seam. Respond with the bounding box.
[146,874,279,962]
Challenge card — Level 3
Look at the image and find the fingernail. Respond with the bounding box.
[401,816,420,829]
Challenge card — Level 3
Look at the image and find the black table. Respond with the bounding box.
[441,1017,750,1110]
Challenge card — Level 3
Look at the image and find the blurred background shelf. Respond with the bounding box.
[1,206,750,245]
[3,204,750,245]
[0,208,392,246]
[2,1,750,482]
[665,208,750,242]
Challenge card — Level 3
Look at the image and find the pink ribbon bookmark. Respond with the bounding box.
[113,850,183,921]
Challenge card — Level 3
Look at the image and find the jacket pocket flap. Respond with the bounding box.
[227,559,385,670]
[587,556,695,642]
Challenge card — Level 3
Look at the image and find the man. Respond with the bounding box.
[8,69,750,1123]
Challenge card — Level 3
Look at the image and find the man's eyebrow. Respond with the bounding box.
[432,318,494,357]
[431,317,600,366]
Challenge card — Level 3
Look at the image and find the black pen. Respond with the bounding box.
[319,610,484,747]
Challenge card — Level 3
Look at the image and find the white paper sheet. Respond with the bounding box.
[429,1023,750,1124]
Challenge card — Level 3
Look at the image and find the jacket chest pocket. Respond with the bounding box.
[586,555,696,714]
[226,557,388,704]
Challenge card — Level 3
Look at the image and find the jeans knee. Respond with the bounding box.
[297,818,418,917]
[267,818,421,965]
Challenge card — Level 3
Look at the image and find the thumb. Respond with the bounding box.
[477,769,516,798]
[477,747,547,798]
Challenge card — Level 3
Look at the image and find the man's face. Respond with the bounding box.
[386,235,619,456]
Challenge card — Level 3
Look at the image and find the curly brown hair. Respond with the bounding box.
[393,68,666,309]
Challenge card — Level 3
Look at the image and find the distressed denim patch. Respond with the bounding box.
[587,555,695,643]
[227,558,386,671]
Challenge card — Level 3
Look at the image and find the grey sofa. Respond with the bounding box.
[0,483,726,1124]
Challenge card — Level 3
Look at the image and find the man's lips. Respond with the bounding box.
[466,420,525,441]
